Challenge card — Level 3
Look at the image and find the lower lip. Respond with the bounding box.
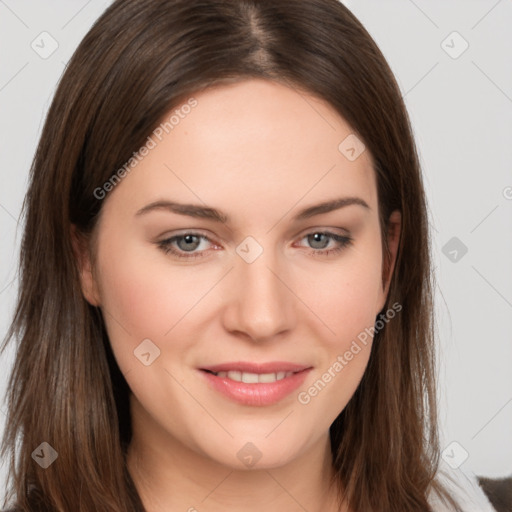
[200,369,311,406]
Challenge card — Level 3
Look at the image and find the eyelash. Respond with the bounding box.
[157,231,353,260]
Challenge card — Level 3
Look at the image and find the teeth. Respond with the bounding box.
[241,371,259,383]
[214,371,295,383]
[227,371,241,381]
[259,372,278,383]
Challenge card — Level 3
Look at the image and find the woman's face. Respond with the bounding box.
[79,79,400,470]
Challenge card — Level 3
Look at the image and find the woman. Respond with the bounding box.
[0,0,495,510]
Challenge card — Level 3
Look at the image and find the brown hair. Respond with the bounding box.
[1,0,461,510]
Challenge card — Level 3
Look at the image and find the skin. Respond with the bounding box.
[76,78,401,512]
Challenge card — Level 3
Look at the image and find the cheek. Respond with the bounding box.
[93,243,225,424]
[293,239,382,413]
[95,232,219,337]
[295,266,379,421]
[92,230,224,379]
[296,243,383,346]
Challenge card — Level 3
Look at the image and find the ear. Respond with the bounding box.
[377,210,401,312]
[70,224,101,307]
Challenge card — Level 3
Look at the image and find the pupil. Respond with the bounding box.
[179,235,200,251]
[309,233,328,249]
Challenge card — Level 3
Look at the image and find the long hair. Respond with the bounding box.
[1,1,461,510]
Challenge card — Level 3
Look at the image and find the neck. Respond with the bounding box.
[126,395,347,512]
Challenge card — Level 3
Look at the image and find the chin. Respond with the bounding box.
[189,430,313,471]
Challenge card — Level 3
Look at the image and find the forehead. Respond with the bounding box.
[103,78,378,223]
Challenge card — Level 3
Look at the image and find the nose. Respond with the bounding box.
[221,247,297,342]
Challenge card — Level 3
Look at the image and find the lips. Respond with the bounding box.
[198,361,312,406]
[201,361,310,373]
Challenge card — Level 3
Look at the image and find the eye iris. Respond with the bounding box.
[177,235,200,252]
[308,233,329,249]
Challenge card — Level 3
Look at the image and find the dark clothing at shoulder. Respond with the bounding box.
[478,476,512,512]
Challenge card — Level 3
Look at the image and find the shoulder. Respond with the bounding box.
[478,475,512,512]
[428,465,498,511]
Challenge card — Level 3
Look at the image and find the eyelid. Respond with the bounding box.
[296,225,351,238]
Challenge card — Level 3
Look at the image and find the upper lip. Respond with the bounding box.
[200,361,312,374]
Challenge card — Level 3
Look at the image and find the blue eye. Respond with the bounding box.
[157,233,214,259]
[299,232,353,256]
[157,231,353,260]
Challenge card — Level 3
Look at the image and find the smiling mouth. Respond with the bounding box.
[202,369,300,383]
[198,363,312,406]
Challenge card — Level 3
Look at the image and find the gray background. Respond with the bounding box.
[0,0,511,500]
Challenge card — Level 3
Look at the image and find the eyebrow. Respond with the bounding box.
[135,196,370,223]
